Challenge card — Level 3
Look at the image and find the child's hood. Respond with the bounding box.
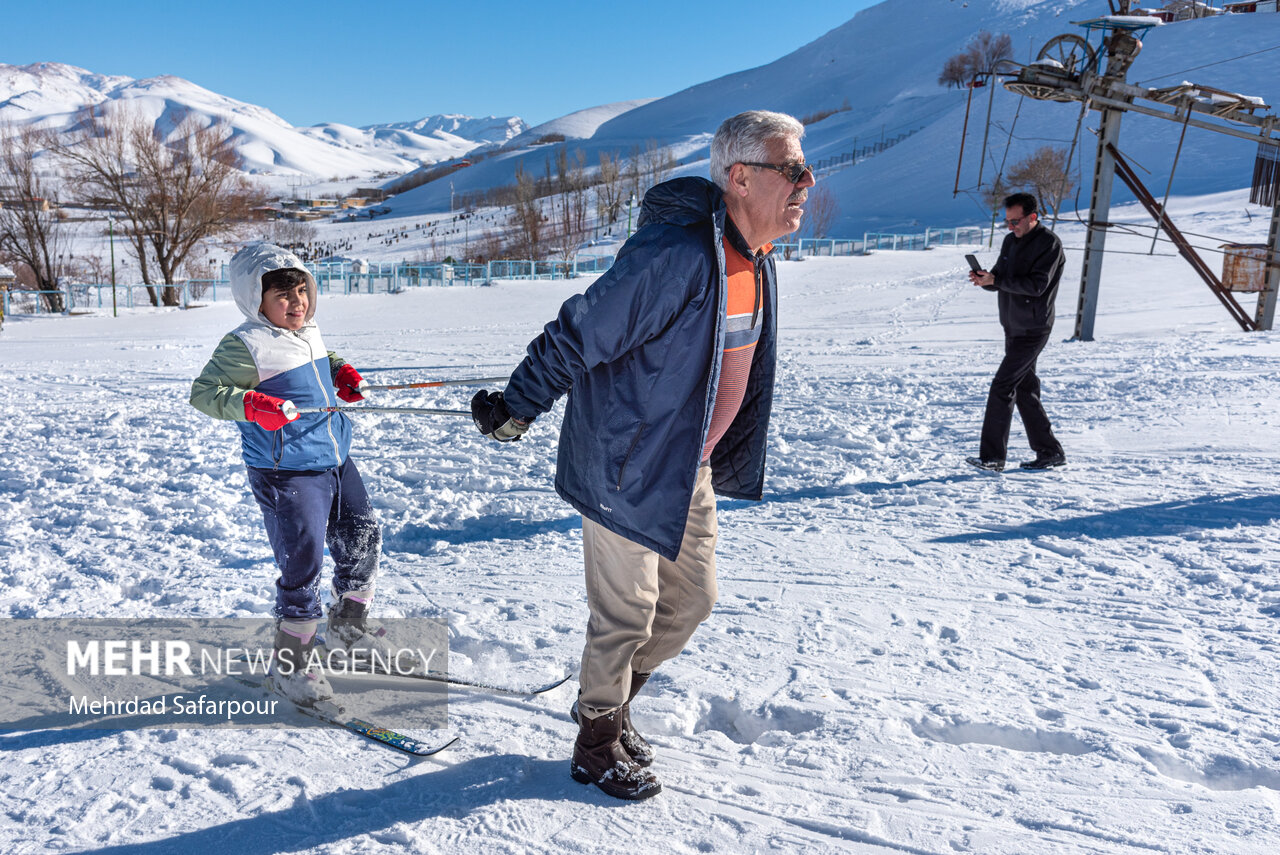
[229,242,318,326]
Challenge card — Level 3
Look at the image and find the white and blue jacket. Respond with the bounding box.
[190,243,352,471]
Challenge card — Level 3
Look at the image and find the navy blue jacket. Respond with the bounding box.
[503,177,778,560]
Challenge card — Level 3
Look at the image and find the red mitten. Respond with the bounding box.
[244,391,299,431]
[335,363,369,403]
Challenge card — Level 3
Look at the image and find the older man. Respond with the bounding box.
[471,111,813,799]
[966,192,1067,472]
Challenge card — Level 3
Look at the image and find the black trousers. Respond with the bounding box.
[979,331,1064,462]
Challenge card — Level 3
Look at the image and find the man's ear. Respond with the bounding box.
[725,162,751,199]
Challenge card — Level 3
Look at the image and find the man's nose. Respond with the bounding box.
[799,167,816,188]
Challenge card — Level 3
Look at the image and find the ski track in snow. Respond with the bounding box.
[1,212,1279,853]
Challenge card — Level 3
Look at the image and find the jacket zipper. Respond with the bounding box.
[751,253,762,329]
[302,331,343,466]
[615,424,645,491]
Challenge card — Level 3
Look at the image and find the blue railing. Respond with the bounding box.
[775,226,986,258]
[2,290,66,316]
[487,256,615,280]
[2,226,984,317]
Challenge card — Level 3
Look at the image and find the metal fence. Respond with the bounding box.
[3,290,65,316]
[64,281,223,311]
[1,227,983,317]
[776,226,985,258]
[811,128,924,177]
[488,256,616,280]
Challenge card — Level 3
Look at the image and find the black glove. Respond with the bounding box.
[471,390,531,442]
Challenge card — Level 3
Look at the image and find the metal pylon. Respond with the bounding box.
[1074,102,1124,341]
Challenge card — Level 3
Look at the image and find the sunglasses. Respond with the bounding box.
[1004,215,1031,227]
[738,161,813,184]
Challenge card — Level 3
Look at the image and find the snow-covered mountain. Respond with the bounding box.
[0,62,132,122]
[365,114,526,146]
[502,99,658,147]
[8,0,1280,231]
[380,0,1280,232]
[0,62,524,179]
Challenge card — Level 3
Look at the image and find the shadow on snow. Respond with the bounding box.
[720,474,984,511]
[929,493,1280,544]
[77,754,624,855]
[384,514,581,552]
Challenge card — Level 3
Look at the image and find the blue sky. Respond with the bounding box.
[2,1,877,128]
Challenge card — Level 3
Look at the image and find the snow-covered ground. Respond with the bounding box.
[1,191,1279,854]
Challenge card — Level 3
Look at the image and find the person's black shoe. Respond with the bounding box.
[1019,452,1067,470]
[965,457,1005,472]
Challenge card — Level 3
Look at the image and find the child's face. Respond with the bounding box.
[259,282,309,330]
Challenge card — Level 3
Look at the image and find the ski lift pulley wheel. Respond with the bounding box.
[1005,78,1080,103]
[1037,34,1096,77]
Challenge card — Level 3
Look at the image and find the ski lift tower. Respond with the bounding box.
[1004,0,1280,339]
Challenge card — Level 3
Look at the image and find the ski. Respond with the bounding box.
[296,703,459,757]
[232,650,573,696]
[342,665,574,697]
[232,674,458,757]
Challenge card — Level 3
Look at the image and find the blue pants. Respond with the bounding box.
[247,457,381,622]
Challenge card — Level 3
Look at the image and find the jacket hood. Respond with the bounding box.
[229,242,318,326]
[637,177,724,230]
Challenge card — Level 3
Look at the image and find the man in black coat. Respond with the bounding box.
[966,192,1067,472]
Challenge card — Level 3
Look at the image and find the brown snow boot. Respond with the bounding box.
[570,671,655,766]
[570,708,662,800]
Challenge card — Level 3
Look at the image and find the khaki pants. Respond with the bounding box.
[578,464,718,718]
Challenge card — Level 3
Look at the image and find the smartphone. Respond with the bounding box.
[965,254,984,273]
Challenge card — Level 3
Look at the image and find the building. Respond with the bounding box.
[1223,0,1280,11]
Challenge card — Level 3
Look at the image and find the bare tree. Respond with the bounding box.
[548,146,593,265]
[938,54,971,89]
[74,251,113,288]
[967,31,1014,76]
[507,163,544,259]
[624,144,643,205]
[1007,146,1077,219]
[596,151,624,226]
[640,140,677,192]
[267,218,318,251]
[939,30,1014,87]
[803,185,841,240]
[982,174,1010,214]
[49,105,266,307]
[0,124,70,312]
[473,228,507,264]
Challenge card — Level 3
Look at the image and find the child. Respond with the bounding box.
[191,243,384,706]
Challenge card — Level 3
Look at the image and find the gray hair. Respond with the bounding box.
[709,110,805,191]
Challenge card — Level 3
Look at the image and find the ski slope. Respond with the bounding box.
[379,0,1280,233]
[9,1,1280,235]
[1,190,1279,853]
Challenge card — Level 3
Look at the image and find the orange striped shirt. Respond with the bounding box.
[702,236,766,461]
